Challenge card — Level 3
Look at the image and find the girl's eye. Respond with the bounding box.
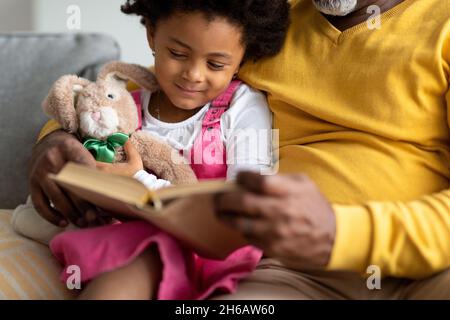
[169,49,187,59]
[208,62,225,71]
[107,93,115,99]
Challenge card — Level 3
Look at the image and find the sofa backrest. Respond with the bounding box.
[0,33,120,208]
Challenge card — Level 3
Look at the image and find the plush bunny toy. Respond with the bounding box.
[11,61,197,245]
[42,61,197,184]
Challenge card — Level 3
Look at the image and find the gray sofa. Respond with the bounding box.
[0,33,120,299]
[0,33,120,209]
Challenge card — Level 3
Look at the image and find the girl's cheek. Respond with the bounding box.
[159,58,184,78]
[208,74,234,100]
[154,59,176,82]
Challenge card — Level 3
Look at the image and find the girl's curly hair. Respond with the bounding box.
[121,0,290,62]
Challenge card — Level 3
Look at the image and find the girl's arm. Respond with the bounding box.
[96,141,171,190]
[222,85,273,180]
[133,170,171,190]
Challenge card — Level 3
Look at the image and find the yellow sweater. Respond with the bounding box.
[239,0,450,278]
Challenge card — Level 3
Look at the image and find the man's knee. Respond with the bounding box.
[404,268,450,299]
[211,282,312,300]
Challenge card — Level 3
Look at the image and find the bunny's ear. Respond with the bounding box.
[97,61,159,92]
[42,75,91,133]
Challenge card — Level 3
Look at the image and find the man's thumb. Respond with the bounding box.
[237,172,303,196]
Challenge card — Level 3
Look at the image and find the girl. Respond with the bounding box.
[50,0,290,300]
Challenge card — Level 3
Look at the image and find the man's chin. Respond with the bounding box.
[312,0,358,16]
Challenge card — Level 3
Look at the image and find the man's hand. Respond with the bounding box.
[96,141,144,177]
[215,172,336,270]
[29,130,106,227]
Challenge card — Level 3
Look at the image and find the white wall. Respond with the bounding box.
[0,0,154,66]
[0,0,32,32]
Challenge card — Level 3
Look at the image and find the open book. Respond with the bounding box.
[49,162,249,260]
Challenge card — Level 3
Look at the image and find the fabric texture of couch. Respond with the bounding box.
[0,32,120,299]
[0,209,75,299]
[0,33,120,209]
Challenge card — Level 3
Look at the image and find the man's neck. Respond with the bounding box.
[323,0,405,31]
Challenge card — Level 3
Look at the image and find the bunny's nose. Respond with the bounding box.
[91,111,101,121]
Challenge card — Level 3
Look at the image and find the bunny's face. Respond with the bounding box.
[42,62,158,140]
[76,80,139,140]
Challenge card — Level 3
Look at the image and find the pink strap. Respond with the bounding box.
[211,80,242,108]
[189,80,242,179]
[202,80,242,127]
[131,90,143,131]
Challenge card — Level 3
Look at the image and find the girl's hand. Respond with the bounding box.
[96,140,144,177]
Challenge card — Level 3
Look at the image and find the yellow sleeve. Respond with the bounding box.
[126,80,140,92]
[127,65,155,92]
[328,190,450,279]
[328,85,450,279]
[37,119,62,142]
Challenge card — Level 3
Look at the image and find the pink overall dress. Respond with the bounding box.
[50,81,263,300]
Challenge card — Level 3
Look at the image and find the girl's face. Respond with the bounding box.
[146,12,245,110]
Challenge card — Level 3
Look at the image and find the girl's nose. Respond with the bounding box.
[183,64,204,83]
[91,111,101,121]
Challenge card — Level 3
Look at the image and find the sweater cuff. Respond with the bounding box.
[327,204,373,272]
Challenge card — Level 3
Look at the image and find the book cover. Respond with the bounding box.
[50,162,249,260]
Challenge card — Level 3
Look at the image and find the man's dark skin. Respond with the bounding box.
[29,0,405,270]
[29,130,103,228]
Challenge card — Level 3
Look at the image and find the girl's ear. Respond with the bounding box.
[42,75,91,133]
[145,19,156,52]
[98,61,159,92]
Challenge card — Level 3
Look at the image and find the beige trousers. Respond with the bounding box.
[213,259,450,300]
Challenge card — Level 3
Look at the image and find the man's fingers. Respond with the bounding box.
[217,213,279,254]
[215,192,262,217]
[66,193,101,227]
[237,172,310,197]
[30,184,67,227]
[235,171,268,194]
[214,191,279,219]
[61,138,96,168]
[97,208,114,225]
[221,215,270,237]
[28,131,99,227]
[40,179,79,225]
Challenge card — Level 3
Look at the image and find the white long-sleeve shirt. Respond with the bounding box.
[134,83,273,190]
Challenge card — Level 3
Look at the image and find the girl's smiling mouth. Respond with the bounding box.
[175,83,204,96]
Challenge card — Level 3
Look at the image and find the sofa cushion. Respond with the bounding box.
[0,33,120,209]
[0,210,74,299]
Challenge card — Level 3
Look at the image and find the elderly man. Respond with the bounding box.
[213,0,450,299]
[31,0,450,299]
